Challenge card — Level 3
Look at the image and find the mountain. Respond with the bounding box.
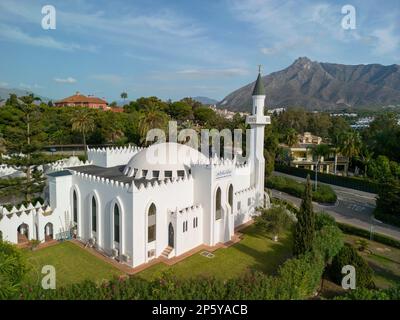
[219,57,400,112]
[0,87,51,104]
[192,96,218,105]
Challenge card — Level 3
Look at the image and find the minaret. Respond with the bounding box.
[246,66,271,207]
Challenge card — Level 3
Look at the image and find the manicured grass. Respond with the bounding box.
[23,241,123,288]
[137,224,293,281]
[344,234,400,289]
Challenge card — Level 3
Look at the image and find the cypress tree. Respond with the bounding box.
[293,174,315,256]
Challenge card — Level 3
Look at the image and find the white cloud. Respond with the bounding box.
[0,23,96,52]
[54,77,77,84]
[371,26,400,56]
[0,82,8,87]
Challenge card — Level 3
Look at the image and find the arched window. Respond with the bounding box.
[228,185,233,214]
[73,190,78,224]
[91,196,97,232]
[114,203,120,243]
[148,203,156,243]
[215,187,222,220]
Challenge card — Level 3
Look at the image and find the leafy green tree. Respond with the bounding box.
[167,101,193,121]
[255,206,294,241]
[363,112,400,162]
[71,108,95,158]
[193,107,216,124]
[293,175,316,256]
[368,155,393,182]
[1,94,47,201]
[180,97,202,110]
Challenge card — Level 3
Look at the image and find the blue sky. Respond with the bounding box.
[0,0,399,102]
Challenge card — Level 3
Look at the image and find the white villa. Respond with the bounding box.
[0,72,271,268]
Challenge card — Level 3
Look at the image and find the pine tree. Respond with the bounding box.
[293,174,316,256]
[1,94,47,202]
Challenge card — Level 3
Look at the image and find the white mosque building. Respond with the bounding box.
[0,72,271,268]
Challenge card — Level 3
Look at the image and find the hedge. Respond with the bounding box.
[337,222,400,249]
[267,175,337,204]
[275,164,381,194]
[337,285,400,300]
[374,211,400,228]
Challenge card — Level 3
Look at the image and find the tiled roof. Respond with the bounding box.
[56,92,108,104]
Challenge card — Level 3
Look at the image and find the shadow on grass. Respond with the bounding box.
[368,260,400,285]
[231,232,293,276]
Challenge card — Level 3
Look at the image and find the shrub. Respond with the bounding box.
[0,240,28,299]
[315,212,336,231]
[337,285,400,300]
[313,225,343,264]
[255,206,295,241]
[267,175,337,204]
[327,244,375,289]
[276,251,324,299]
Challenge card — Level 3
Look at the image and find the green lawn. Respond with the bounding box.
[137,224,293,281]
[23,241,123,288]
[345,235,400,289]
[22,225,292,287]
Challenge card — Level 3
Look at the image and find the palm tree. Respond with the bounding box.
[120,92,128,104]
[309,143,331,190]
[138,104,169,145]
[339,131,361,176]
[330,133,341,175]
[71,108,95,158]
[358,146,374,178]
[285,128,298,147]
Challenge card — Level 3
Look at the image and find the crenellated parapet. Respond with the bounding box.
[47,156,92,173]
[87,145,142,168]
[135,174,194,192]
[170,204,202,216]
[234,185,256,196]
[0,201,52,220]
[87,145,143,154]
[71,170,131,190]
[0,164,20,177]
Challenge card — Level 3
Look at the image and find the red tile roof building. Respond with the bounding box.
[55,92,109,110]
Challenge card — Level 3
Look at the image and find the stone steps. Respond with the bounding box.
[161,246,173,258]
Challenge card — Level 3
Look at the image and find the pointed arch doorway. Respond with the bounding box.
[168,223,174,248]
